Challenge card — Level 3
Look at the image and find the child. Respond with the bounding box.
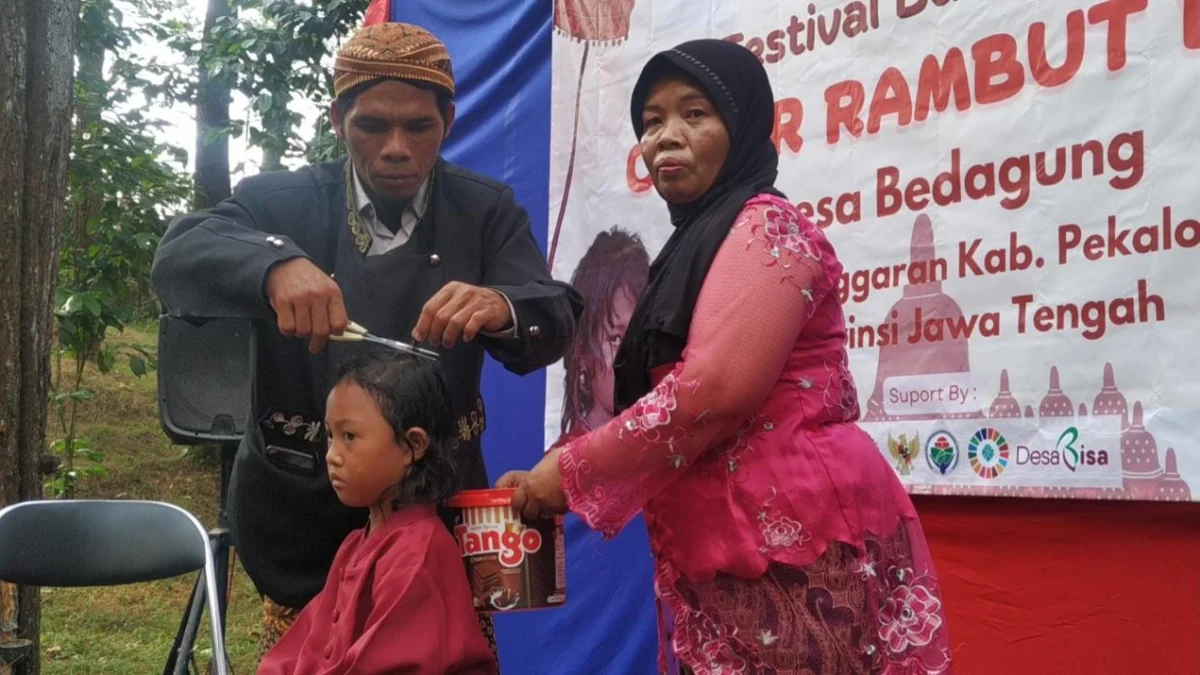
[258,350,497,675]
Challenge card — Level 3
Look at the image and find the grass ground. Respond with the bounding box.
[38,323,260,674]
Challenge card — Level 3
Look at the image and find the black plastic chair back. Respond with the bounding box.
[0,500,228,675]
[0,500,206,586]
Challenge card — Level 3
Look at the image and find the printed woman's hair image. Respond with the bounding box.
[560,227,650,438]
[331,349,460,506]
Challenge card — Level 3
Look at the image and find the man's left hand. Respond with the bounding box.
[412,282,512,347]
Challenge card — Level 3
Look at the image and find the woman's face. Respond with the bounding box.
[590,287,637,419]
[640,76,731,205]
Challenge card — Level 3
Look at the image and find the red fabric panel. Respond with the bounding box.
[363,0,390,26]
[914,496,1200,674]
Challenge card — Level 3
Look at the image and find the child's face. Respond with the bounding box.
[324,380,424,509]
[591,286,636,417]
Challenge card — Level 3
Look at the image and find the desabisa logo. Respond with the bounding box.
[1016,427,1110,472]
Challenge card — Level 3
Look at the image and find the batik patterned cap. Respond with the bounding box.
[333,22,455,99]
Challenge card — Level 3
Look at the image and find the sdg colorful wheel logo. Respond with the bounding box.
[968,428,1010,479]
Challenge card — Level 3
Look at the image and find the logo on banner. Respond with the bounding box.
[1016,426,1110,472]
[887,432,921,476]
[968,428,1010,480]
[454,522,543,568]
[925,431,959,476]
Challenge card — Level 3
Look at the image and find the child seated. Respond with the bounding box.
[258,350,497,675]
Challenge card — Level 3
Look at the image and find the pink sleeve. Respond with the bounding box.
[558,199,832,536]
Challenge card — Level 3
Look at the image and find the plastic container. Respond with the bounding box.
[444,488,566,612]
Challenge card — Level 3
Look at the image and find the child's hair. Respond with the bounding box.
[331,348,460,506]
[561,226,651,434]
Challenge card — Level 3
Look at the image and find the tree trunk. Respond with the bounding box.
[194,0,234,209]
[0,0,83,673]
[261,103,290,173]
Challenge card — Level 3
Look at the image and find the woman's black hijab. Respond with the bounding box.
[612,39,784,412]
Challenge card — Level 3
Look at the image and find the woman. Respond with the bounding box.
[500,39,952,674]
[558,226,651,442]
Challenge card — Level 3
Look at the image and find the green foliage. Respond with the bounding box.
[50,0,192,498]
[305,114,345,164]
[186,0,370,167]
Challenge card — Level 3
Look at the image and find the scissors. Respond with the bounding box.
[329,321,441,361]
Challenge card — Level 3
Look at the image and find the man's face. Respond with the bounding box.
[331,80,455,201]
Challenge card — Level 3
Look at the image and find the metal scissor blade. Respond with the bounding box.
[361,334,441,361]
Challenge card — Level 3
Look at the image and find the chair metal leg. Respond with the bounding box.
[172,578,208,675]
[211,529,231,636]
[213,445,235,635]
[163,444,237,675]
[162,577,200,675]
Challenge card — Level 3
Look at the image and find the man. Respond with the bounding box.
[152,22,581,658]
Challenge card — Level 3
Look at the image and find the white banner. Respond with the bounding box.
[546,0,1200,501]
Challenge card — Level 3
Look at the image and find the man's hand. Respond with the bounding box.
[412,282,512,348]
[265,258,349,354]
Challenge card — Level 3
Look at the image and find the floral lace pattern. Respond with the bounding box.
[879,577,944,653]
[747,203,823,265]
[757,488,811,553]
[824,355,861,422]
[626,371,681,435]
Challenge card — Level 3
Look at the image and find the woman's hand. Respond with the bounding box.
[495,448,568,520]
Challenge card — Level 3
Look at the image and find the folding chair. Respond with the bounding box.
[0,500,229,675]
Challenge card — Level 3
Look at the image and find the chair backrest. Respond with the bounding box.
[0,500,207,586]
[0,500,228,675]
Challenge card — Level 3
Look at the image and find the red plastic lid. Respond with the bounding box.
[445,488,516,508]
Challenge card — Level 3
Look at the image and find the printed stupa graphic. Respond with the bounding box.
[1082,363,1190,501]
[1092,363,1129,422]
[1156,449,1191,500]
[1121,402,1165,500]
[1037,368,1077,499]
[1039,367,1073,419]
[1093,363,1130,500]
[988,370,1021,419]
[864,214,982,422]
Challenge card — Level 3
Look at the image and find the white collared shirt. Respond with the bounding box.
[350,168,517,339]
[352,168,430,256]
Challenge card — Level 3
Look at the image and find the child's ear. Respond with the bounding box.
[404,427,430,462]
